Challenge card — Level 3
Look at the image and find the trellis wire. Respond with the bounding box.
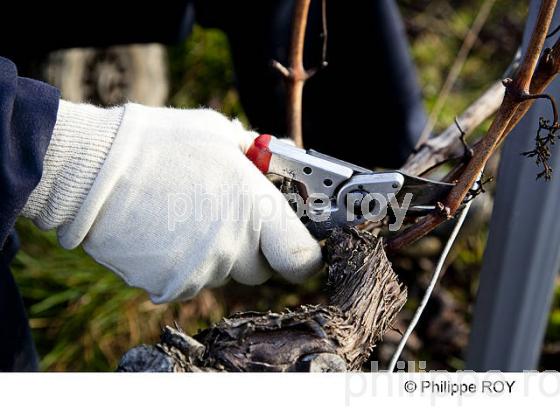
[387,195,474,372]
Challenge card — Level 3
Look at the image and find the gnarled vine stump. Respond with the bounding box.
[118,228,407,372]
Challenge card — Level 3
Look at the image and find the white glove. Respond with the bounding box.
[23,101,323,303]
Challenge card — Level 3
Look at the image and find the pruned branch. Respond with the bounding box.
[273,0,328,147]
[273,0,313,147]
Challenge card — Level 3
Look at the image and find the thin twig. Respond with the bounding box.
[418,154,463,177]
[417,118,473,177]
[547,23,560,38]
[520,91,558,124]
[416,0,496,147]
[321,0,328,67]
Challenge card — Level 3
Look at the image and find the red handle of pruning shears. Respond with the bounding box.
[245,134,273,173]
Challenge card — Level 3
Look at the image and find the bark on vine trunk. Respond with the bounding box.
[118,229,407,372]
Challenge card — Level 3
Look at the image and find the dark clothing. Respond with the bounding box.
[0,59,60,247]
[0,3,195,63]
[0,57,60,370]
[0,0,425,370]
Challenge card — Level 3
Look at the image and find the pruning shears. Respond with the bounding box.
[246,134,454,239]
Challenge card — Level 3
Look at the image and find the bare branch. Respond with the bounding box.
[272,0,314,147]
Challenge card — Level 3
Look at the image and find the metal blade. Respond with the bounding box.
[306,149,372,174]
[396,172,455,208]
[307,149,454,209]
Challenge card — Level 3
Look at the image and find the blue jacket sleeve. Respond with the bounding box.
[0,57,60,249]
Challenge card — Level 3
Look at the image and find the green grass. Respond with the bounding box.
[167,25,247,123]
[13,219,168,370]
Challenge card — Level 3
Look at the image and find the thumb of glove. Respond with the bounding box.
[243,160,324,284]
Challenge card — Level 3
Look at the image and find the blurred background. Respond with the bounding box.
[11,0,560,371]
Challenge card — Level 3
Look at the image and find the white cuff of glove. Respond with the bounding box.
[23,101,323,303]
[22,100,124,229]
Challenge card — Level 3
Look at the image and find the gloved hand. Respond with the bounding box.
[22,101,323,303]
